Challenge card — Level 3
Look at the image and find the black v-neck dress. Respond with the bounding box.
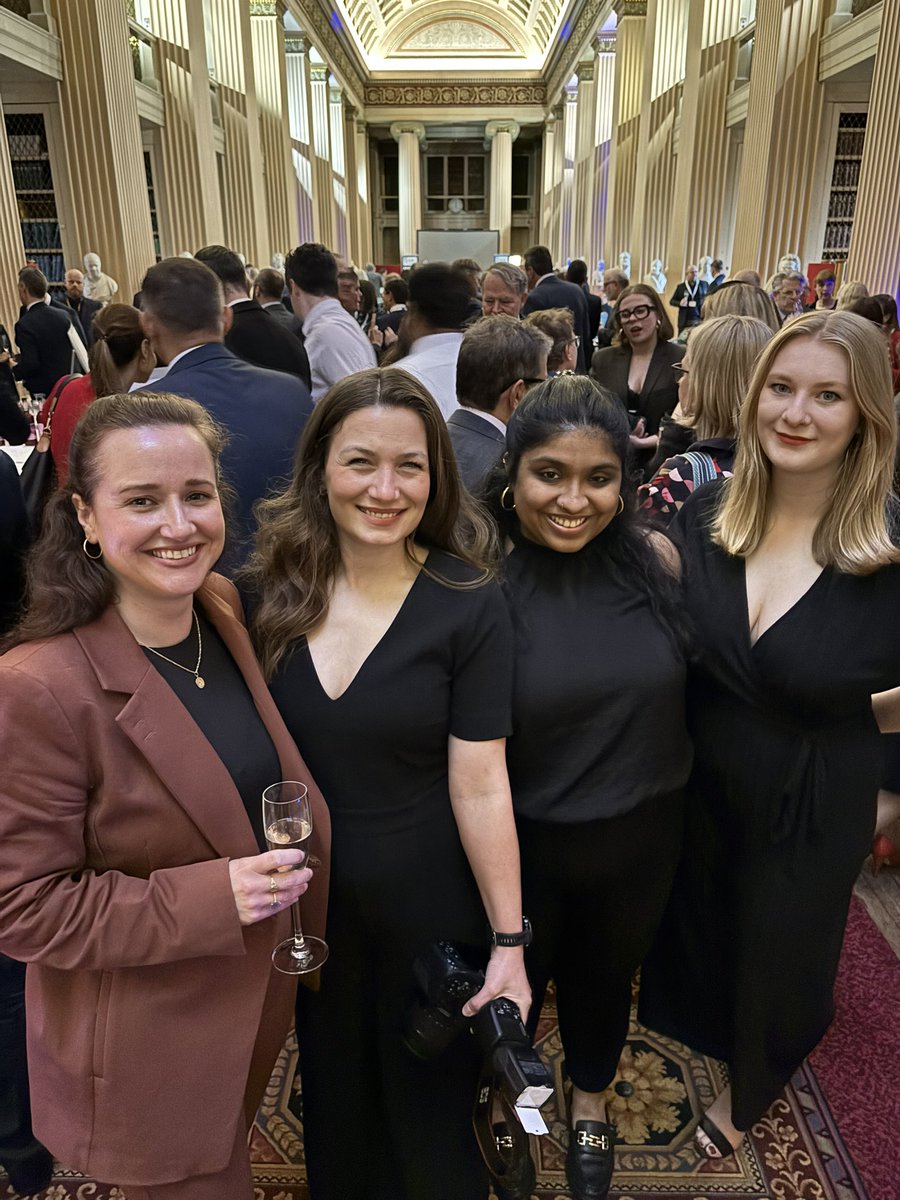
[267,550,513,1200]
[639,483,900,1129]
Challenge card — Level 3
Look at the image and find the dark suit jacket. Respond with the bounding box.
[0,451,29,634]
[64,295,102,347]
[669,280,709,331]
[141,343,312,572]
[447,407,506,494]
[521,276,592,371]
[589,339,685,436]
[707,274,726,295]
[226,299,312,391]
[0,576,329,1185]
[377,307,406,335]
[13,303,82,398]
[261,301,305,342]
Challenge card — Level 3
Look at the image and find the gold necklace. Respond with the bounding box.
[140,609,206,689]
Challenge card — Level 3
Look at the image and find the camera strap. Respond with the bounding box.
[472,1063,539,1200]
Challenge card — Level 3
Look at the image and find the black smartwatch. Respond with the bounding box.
[489,916,532,948]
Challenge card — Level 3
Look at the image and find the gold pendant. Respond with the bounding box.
[195,676,206,689]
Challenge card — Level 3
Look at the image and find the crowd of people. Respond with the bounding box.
[1,239,899,1200]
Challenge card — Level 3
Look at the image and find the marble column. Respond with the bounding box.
[355,118,373,267]
[664,0,706,281]
[249,0,294,257]
[342,101,360,265]
[310,62,335,249]
[486,120,520,254]
[540,109,559,250]
[150,0,223,252]
[573,62,596,262]
[844,0,900,291]
[606,0,647,272]
[592,35,617,271]
[730,0,827,280]
[390,122,425,259]
[329,81,348,259]
[52,0,155,301]
[284,35,315,243]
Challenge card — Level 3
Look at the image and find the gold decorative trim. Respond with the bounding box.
[545,0,605,99]
[364,80,547,106]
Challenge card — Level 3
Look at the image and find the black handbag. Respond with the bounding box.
[20,375,78,535]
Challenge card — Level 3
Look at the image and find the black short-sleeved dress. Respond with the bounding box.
[267,550,513,1200]
[639,483,900,1129]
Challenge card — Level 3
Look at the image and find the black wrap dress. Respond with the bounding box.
[639,483,900,1129]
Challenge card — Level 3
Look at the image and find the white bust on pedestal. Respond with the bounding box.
[82,252,118,306]
[644,259,667,293]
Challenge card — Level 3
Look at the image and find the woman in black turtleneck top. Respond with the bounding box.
[484,376,691,1200]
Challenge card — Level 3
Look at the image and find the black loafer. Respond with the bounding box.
[490,1120,536,1200]
[6,1145,54,1196]
[566,1118,615,1200]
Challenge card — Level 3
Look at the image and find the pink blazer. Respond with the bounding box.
[0,577,331,1186]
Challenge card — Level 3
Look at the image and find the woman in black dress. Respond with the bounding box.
[244,368,530,1200]
[485,376,691,1200]
[639,311,900,1158]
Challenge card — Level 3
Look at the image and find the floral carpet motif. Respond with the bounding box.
[3,899,891,1200]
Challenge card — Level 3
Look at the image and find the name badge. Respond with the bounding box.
[688,300,697,308]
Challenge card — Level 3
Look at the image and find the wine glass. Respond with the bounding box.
[262,781,328,974]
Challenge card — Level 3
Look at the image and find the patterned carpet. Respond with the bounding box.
[4,896,895,1200]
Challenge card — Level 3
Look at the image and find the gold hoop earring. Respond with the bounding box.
[500,486,516,512]
[616,495,625,516]
[82,539,103,560]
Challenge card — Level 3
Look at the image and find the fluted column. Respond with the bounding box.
[0,94,27,333]
[592,35,617,270]
[249,0,294,257]
[150,0,223,251]
[730,0,827,280]
[341,101,360,264]
[486,120,520,254]
[310,62,335,248]
[845,1,900,290]
[665,0,706,281]
[390,122,425,259]
[284,35,315,243]
[573,62,596,262]
[606,1,647,270]
[329,82,348,260]
[53,0,155,301]
[540,110,558,249]
[355,119,373,266]
[557,89,577,264]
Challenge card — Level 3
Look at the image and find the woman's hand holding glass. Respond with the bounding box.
[228,850,311,926]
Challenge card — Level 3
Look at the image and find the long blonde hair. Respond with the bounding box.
[683,315,773,441]
[702,282,781,333]
[714,311,898,574]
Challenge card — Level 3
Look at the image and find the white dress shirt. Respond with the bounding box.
[302,297,376,401]
[393,332,464,420]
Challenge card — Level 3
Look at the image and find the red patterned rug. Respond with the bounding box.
[4,896,896,1200]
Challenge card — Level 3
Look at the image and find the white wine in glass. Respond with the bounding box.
[262,781,328,974]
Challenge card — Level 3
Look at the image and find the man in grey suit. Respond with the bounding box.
[448,316,550,494]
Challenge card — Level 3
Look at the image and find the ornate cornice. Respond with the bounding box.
[364,79,547,107]
[288,0,366,102]
[283,34,310,56]
[595,33,617,55]
[612,0,647,17]
[249,1,278,16]
[545,0,604,99]
[575,61,594,82]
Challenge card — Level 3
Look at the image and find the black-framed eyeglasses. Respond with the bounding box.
[617,304,654,322]
[568,335,581,347]
[672,364,690,378]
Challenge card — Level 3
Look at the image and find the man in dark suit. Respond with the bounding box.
[62,268,102,347]
[707,259,727,295]
[669,264,708,334]
[521,245,591,371]
[195,245,311,390]
[253,268,305,340]
[376,276,408,335]
[139,257,313,573]
[13,267,82,400]
[449,316,550,493]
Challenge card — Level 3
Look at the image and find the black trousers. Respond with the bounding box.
[517,791,683,1093]
[0,954,48,1177]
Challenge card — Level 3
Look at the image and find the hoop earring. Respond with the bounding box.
[83,539,103,560]
[616,495,625,516]
[500,486,516,512]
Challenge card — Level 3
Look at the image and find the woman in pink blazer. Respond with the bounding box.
[0,392,330,1199]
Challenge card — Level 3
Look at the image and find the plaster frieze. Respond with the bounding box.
[364,80,547,107]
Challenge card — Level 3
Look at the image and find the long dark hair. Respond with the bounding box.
[483,374,687,649]
[245,367,499,679]
[5,393,228,649]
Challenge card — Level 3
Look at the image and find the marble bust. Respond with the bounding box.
[82,252,118,306]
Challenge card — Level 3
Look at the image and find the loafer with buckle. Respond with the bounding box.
[566,1118,616,1200]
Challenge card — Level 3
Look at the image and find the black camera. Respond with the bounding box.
[402,941,485,1060]
[473,996,554,1109]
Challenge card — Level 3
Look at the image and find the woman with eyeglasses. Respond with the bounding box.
[524,307,579,375]
[589,284,684,471]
